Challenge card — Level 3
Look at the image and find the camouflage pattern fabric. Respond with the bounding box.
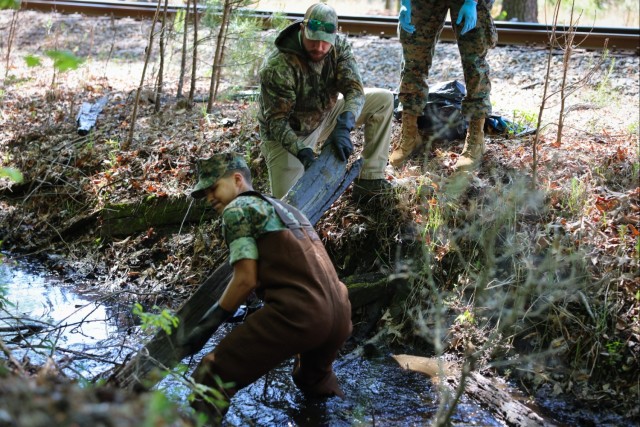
[222,194,291,265]
[399,0,497,120]
[257,22,365,157]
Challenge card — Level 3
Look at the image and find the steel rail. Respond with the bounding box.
[18,0,640,53]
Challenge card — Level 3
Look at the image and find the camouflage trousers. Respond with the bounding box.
[261,88,393,199]
[399,0,498,120]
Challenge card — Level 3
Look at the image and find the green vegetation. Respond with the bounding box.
[566,177,587,216]
[0,0,20,9]
[512,108,538,132]
[0,167,23,183]
[132,303,180,335]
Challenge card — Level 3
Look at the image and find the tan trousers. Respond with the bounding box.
[261,88,394,198]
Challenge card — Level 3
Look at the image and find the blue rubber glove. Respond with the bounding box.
[398,0,415,34]
[328,111,355,162]
[456,0,478,36]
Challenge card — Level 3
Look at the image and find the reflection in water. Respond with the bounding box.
[0,257,121,378]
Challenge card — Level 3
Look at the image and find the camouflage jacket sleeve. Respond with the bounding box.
[259,64,306,156]
[334,35,365,118]
[222,195,287,264]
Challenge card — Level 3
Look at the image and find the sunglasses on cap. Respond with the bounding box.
[303,18,336,34]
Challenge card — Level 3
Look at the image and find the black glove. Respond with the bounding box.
[328,111,356,161]
[179,302,233,355]
[296,147,316,170]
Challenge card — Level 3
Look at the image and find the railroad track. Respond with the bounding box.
[18,0,640,53]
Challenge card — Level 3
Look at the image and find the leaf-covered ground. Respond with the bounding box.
[0,9,638,425]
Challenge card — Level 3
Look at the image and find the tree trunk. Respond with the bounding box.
[154,0,170,112]
[4,8,20,80]
[124,0,163,150]
[187,0,198,107]
[177,0,189,98]
[501,0,538,23]
[393,355,553,426]
[212,13,230,102]
[207,0,232,113]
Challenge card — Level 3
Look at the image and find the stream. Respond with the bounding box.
[0,255,125,378]
[0,256,632,426]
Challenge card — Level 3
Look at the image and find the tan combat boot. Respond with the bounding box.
[454,118,486,171]
[390,113,421,168]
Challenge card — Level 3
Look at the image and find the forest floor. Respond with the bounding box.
[0,8,639,427]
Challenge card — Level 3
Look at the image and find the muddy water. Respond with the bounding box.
[5,256,627,426]
[1,256,501,425]
[157,324,502,426]
[224,355,501,426]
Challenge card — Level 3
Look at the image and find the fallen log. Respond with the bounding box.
[392,354,554,427]
[98,197,211,238]
[76,95,109,136]
[107,145,362,390]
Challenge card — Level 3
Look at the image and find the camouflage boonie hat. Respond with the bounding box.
[303,3,338,46]
[190,152,248,199]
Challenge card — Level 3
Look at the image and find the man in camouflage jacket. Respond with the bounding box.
[258,3,394,199]
[392,0,498,171]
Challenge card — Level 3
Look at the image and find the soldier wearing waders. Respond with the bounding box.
[257,3,395,200]
[179,152,352,423]
[391,0,498,171]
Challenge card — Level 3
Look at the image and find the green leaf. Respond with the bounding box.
[0,0,21,10]
[0,167,23,183]
[45,50,84,72]
[24,55,42,67]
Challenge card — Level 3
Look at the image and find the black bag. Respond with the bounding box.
[418,80,467,141]
[394,80,467,142]
[394,80,537,141]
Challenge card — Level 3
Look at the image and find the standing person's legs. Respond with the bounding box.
[190,306,322,420]
[450,0,497,170]
[398,0,448,116]
[451,0,496,120]
[393,0,449,166]
[291,297,352,397]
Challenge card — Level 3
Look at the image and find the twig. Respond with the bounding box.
[188,0,199,106]
[0,336,26,376]
[154,0,171,112]
[125,0,163,150]
[531,0,562,189]
[177,0,190,98]
[3,7,20,81]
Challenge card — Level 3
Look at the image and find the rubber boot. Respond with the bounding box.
[454,119,486,171]
[390,113,421,168]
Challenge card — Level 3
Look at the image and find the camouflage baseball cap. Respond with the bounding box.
[190,152,248,199]
[303,3,338,46]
